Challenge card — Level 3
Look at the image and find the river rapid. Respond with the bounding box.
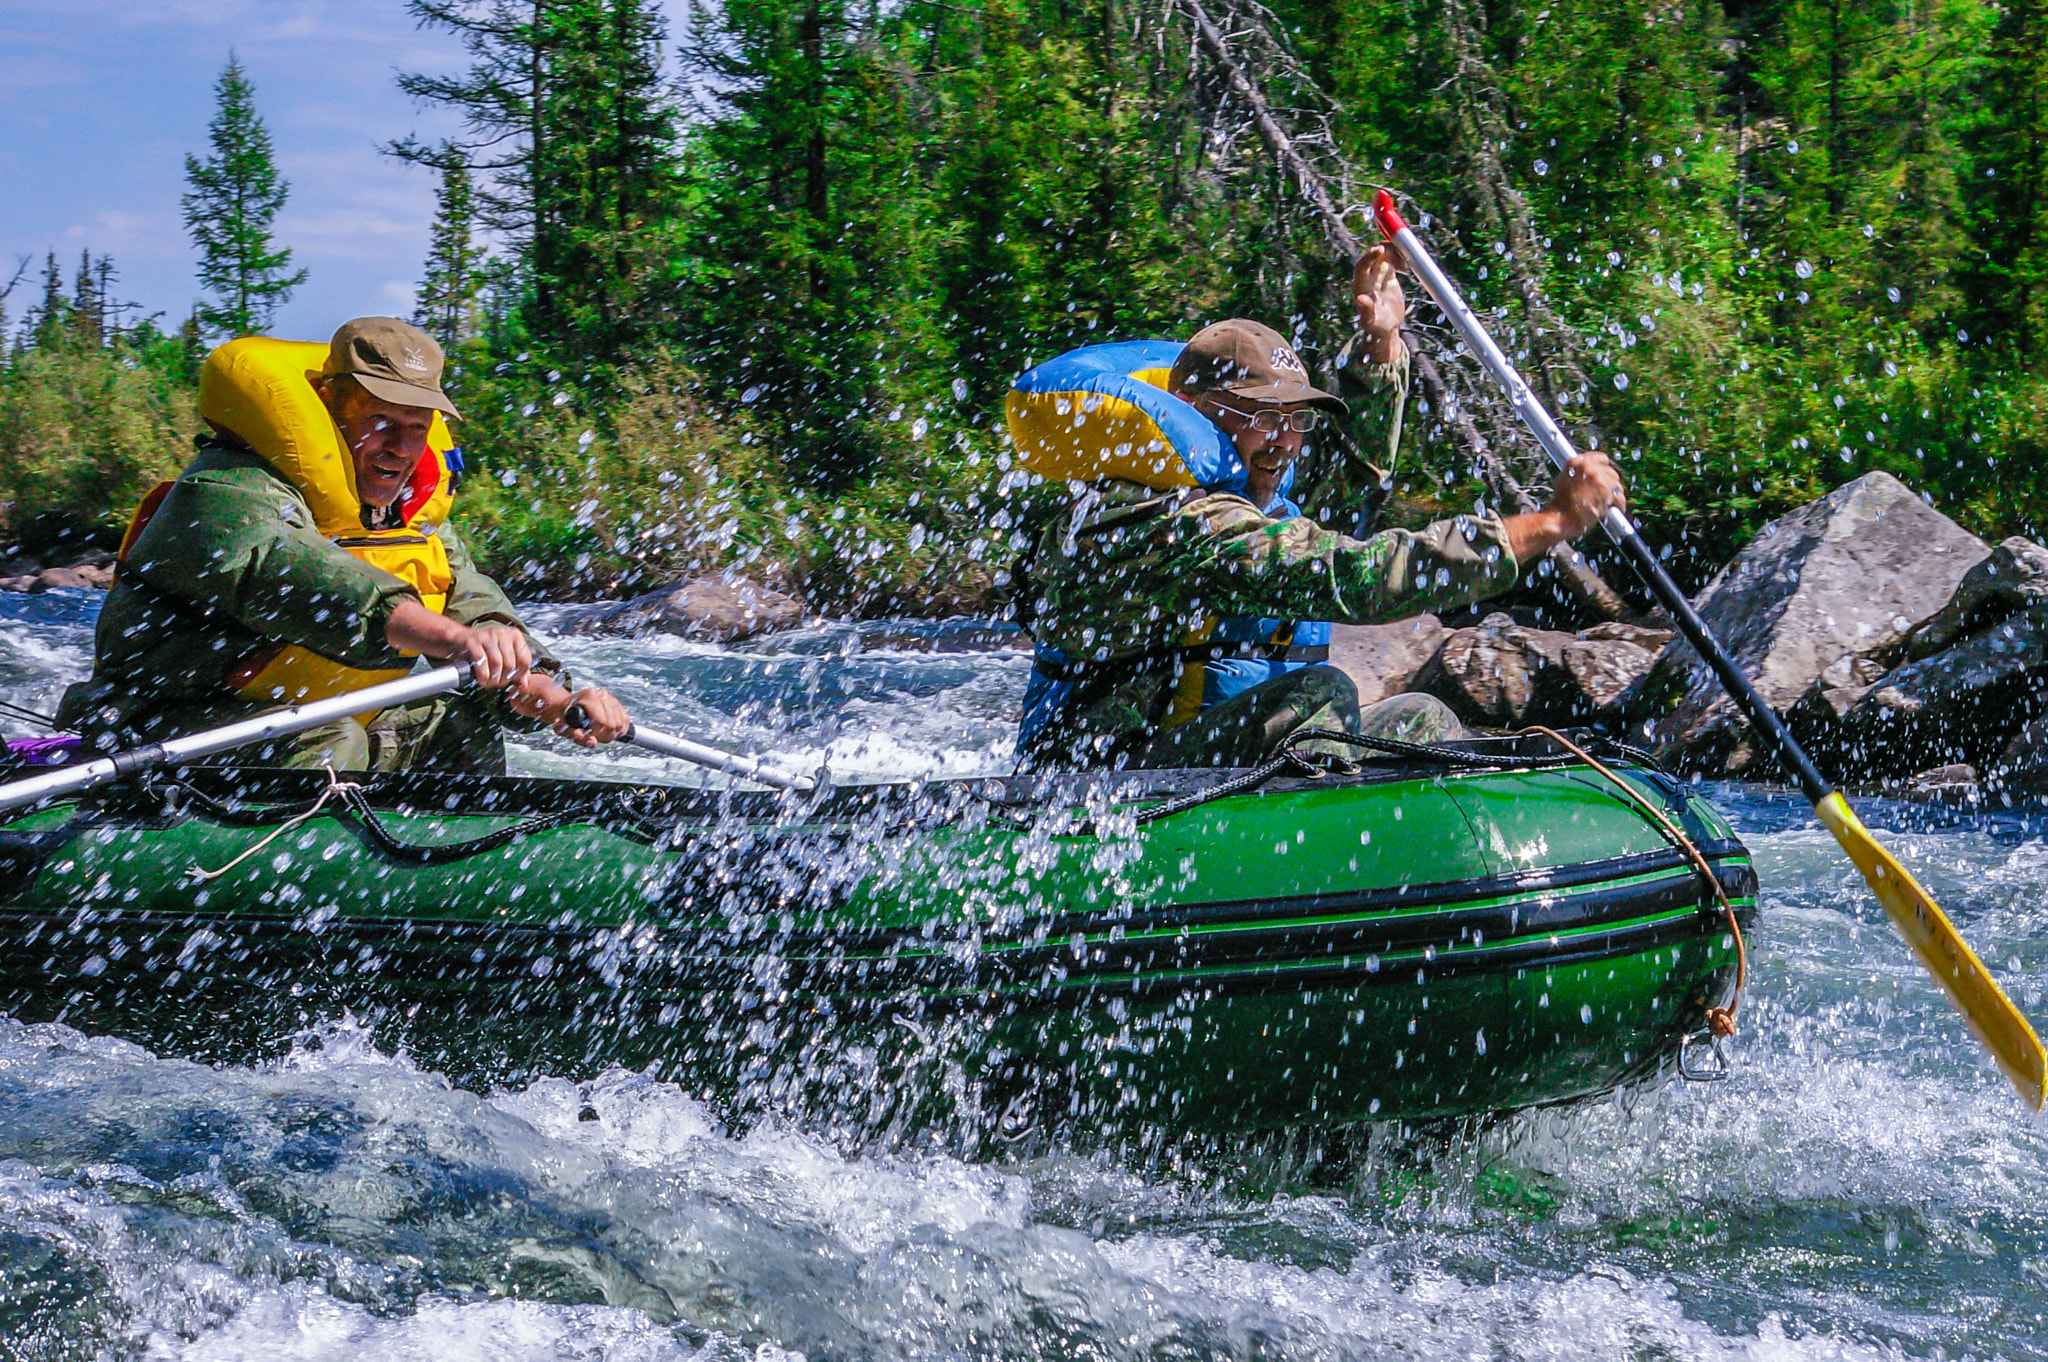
[3,589,2046,1361]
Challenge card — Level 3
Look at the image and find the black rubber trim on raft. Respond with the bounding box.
[0,875,1744,1016]
[749,839,1753,956]
[778,858,1758,997]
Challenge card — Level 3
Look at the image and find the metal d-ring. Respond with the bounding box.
[1677,1028,1732,1082]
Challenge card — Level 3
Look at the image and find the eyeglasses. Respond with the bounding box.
[1211,402,1326,433]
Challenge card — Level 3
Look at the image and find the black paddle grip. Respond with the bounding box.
[1609,526,1831,804]
[562,703,591,732]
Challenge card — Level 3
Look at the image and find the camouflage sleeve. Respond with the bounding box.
[122,472,415,671]
[1176,493,1519,627]
[1024,484,1520,661]
[1292,341,1409,530]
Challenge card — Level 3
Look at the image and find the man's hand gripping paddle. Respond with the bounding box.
[1373,189,2047,1108]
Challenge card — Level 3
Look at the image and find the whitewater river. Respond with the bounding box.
[3,588,2047,1360]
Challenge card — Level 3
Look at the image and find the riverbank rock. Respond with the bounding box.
[1328,614,1446,706]
[1835,602,2048,776]
[568,575,805,642]
[0,562,115,592]
[1638,472,1987,775]
[1548,635,1661,724]
[1903,536,2048,660]
[1410,612,1576,727]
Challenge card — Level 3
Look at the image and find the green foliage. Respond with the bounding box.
[0,337,195,540]
[182,52,307,339]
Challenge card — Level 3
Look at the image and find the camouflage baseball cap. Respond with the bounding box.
[1169,318,1346,413]
[324,317,461,418]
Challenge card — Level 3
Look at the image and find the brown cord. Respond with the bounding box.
[1519,726,1747,1037]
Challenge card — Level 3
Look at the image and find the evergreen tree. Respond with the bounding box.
[182,52,307,337]
[414,152,485,349]
[30,252,66,351]
[394,0,678,360]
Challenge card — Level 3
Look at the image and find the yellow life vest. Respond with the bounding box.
[194,336,459,714]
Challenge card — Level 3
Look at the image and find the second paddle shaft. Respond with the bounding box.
[560,703,814,791]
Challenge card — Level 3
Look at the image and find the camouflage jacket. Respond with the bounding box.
[56,441,555,747]
[1013,347,1520,766]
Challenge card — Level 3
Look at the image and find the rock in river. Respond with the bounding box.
[1328,614,1446,706]
[1638,471,1986,775]
[568,575,804,643]
[1410,612,1576,728]
[1837,602,2048,777]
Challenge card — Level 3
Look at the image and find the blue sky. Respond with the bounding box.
[0,1,677,341]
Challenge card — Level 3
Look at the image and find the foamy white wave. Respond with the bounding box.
[156,1289,755,1362]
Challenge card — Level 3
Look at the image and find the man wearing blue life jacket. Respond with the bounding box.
[1012,246,1625,770]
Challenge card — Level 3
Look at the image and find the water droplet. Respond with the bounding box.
[951,378,969,401]
[1958,328,1971,343]
[1887,287,1902,304]
[1606,251,1621,266]
[1795,259,1814,279]
[1613,372,1630,390]
[1534,159,1549,176]
[1651,153,1664,168]
[1788,139,1801,153]
[741,385,763,403]
[1580,1003,1594,1024]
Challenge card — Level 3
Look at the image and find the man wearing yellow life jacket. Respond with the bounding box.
[56,318,630,772]
[1008,246,1626,769]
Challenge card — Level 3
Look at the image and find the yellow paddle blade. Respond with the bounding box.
[1815,792,2047,1109]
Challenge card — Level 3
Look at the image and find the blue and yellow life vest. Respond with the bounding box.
[121,337,462,718]
[1006,341,1326,745]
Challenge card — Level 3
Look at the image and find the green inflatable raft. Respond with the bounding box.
[0,736,1754,1141]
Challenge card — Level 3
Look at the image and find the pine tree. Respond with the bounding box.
[30,252,66,351]
[414,153,485,348]
[182,52,307,337]
[393,0,678,360]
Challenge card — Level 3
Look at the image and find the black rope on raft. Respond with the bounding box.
[142,771,662,867]
[0,698,56,729]
[1049,726,1665,835]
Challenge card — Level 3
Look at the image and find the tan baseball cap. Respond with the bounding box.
[324,317,461,418]
[1169,318,1346,413]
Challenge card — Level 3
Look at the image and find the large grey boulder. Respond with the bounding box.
[1836,603,2048,777]
[569,575,805,643]
[1410,612,1576,727]
[1638,472,1987,774]
[1903,536,2048,660]
[1328,614,1447,706]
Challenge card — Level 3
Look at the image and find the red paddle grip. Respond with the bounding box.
[1372,189,1409,242]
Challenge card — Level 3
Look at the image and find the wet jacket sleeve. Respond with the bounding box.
[1024,485,1519,659]
[121,472,415,670]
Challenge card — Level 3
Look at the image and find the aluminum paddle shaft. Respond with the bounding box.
[1374,188,2048,1108]
[0,664,474,814]
[620,724,813,791]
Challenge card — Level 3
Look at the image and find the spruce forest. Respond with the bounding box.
[5,0,2046,617]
